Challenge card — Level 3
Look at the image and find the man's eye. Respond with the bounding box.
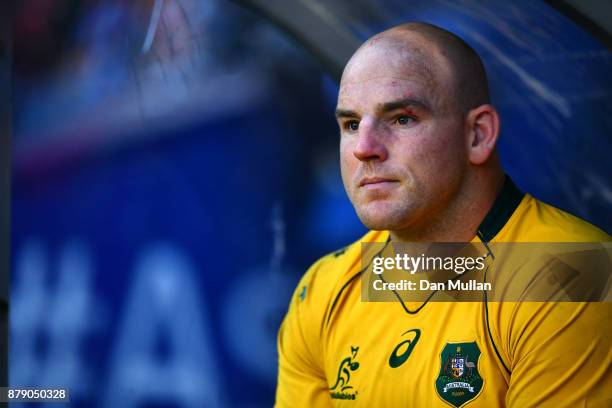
[345,121,359,131]
[395,115,414,125]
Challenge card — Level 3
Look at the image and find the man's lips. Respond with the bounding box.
[359,177,399,187]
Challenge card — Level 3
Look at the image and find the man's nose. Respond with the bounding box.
[353,121,388,162]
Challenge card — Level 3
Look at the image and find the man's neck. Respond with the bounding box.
[389,171,506,243]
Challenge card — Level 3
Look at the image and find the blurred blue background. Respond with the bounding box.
[11,0,612,407]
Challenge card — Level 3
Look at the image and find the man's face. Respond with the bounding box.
[337,37,468,232]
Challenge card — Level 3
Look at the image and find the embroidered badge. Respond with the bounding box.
[435,342,483,407]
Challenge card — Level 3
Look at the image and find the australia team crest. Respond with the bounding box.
[435,342,483,407]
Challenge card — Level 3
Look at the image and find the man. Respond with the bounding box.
[275,23,611,407]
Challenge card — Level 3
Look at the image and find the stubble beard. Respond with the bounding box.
[352,192,421,232]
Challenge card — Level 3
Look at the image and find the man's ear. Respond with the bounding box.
[466,105,500,165]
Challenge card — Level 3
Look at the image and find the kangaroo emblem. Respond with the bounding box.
[329,346,360,391]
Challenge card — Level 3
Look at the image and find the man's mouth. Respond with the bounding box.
[359,177,399,187]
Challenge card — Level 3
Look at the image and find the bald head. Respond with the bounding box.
[342,22,490,114]
[337,22,503,241]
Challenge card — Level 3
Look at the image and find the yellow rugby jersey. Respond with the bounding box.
[276,177,611,407]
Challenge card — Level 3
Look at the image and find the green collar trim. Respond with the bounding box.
[476,176,524,243]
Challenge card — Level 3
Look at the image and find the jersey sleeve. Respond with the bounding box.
[502,301,612,407]
[275,258,333,408]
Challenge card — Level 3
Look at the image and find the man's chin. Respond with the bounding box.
[360,220,399,231]
[356,209,406,231]
[353,198,416,230]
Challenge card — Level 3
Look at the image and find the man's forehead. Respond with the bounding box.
[340,74,421,92]
[338,34,450,112]
[337,74,436,112]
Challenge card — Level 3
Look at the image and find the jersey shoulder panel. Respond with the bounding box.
[278,229,388,373]
[295,229,388,313]
[485,192,611,388]
[495,194,610,242]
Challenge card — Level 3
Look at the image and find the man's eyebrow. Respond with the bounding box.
[334,108,359,119]
[379,97,430,112]
[335,98,431,119]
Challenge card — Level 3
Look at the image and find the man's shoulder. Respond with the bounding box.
[314,229,387,269]
[497,194,610,242]
[294,230,388,304]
